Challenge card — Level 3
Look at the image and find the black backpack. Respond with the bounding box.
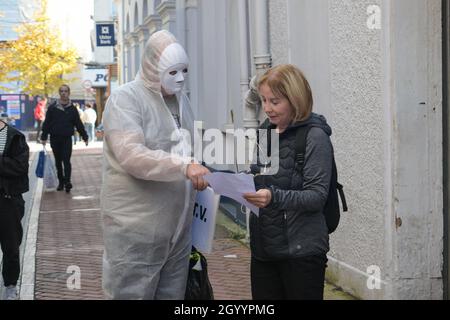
[294,126,348,234]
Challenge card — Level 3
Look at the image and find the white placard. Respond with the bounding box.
[192,187,221,254]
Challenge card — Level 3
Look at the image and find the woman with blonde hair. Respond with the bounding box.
[244,64,333,300]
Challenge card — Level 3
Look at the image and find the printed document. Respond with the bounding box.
[204,172,259,216]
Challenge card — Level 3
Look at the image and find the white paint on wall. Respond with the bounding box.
[268,0,288,66]
[327,0,385,284]
[390,0,443,299]
[285,0,332,122]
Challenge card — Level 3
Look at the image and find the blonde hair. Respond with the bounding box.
[258,64,313,122]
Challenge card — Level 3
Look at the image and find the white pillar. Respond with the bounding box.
[123,40,130,83]
[144,14,162,35]
[157,0,177,35]
[114,0,124,84]
[125,33,138,80]
[176,0,186,47]
[137,25,149,62]
[131,32,140,77]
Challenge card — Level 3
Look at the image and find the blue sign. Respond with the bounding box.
[96,23,115,47]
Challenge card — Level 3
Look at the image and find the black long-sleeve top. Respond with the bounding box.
[41,101,88,141]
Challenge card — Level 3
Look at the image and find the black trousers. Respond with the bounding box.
[36,120,43,142]
[251,254,328,300]
[0,195,25,287]
[50,136,73,184]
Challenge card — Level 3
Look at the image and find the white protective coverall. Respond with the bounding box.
[101,30,197,299]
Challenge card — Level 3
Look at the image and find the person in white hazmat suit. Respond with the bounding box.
[101,30,210,300]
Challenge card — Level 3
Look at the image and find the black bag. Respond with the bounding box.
[184,247,214,300]
[295,126,348,234]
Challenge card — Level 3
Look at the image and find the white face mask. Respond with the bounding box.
[161,64,188,95]
[158,43,189,95]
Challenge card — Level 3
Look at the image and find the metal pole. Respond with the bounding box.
[253,0,271,77]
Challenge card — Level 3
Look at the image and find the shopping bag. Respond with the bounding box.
[184,246,214,300]
[43,152,58,192]
[35,150,46,178]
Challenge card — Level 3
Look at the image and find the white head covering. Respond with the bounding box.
[136,30,189,93]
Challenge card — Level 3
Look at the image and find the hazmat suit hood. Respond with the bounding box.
[101,30,196,300]
[136,30,189,94]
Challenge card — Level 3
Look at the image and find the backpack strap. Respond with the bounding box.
[295,126,313,174]
[337,182,348,212]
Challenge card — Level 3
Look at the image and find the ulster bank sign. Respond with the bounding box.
[96,23,115,47]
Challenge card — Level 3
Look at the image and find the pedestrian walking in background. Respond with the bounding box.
[83,103,97,143]
[101,30,210,300]
[244,64,333,300]
[41,85,88,193]
[0,118,29,300]
[34,96,47,143]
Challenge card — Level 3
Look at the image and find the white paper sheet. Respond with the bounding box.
[204,172,259,216]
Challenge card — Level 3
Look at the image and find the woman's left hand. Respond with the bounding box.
[243,189,272,209]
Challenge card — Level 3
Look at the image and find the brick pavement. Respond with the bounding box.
[34,149,105,300]
[33,148,253,300]
[205,236,252,300]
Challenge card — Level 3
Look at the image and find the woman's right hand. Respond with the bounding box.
[186,163,211,191]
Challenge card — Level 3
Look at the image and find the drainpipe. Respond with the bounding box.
[244,0,271,131]
[237,0,253,242]
[253,0,271,77]
[239,0,253,130]
[243,0,272,241]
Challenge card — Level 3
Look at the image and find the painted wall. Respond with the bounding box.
[389,0,443,300]
[269,0,444,299]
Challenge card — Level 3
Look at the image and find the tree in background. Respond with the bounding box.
[0,0,79,97]
[0,11,7,85]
